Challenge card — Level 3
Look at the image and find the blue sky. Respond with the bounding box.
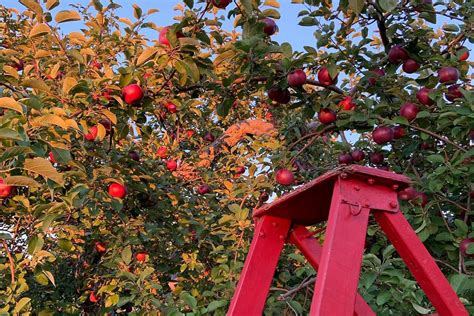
[3,0,315,50]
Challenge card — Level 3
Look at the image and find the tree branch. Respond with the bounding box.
[409,125,467,153]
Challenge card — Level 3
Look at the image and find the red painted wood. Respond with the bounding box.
[227,215,292,315]
[253,165,410,226]
[289,225,376,316]
[310,179,371,316]
[374,211,468,316]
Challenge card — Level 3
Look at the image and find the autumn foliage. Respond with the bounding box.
[0,0,473,314]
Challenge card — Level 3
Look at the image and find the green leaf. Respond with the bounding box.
[0,128,23,141]
[411,302,432,314]
[217,98,233,118]
[121,246,132,265]
[28,235,45,255]
[262,8,280,19]
[180,292,197,308]
[376,291,391,305]
[426,154,444,164]
[349,0,364,14]
[132,4,142,19]
[0,233,12,240]
[206,300,227,312]
[378,0,397,12]
[23,158,64,185]
[58,239,73,251]
[0,146,34,163]
[50,148,72,164]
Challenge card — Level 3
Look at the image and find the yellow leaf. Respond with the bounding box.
[55,10,81,23]
[69,32,87,44]
[64,119,80,130]
[23,78,50,92]
[23,158,64,186]
[29,23,50,38]
[264,0,280,8]
[101,109,117,125]
[2,65,19,79]
[49,62,61,78]
[62,77,77,94]
[118,18,133,27]
[80,48,96,56]
[96,123,106,141]
[5,176,40,187]
[19,0,43,16]
[45,0,59,10]
[0,97,24,114]
[34,49,52,58]
[31,114,67,129]
[137,47,159,65]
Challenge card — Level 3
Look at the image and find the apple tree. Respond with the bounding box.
[0,0,473,314]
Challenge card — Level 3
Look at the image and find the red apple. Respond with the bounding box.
[400,102,419,121]
[95,242,106,254]
[186,129,194,138]
[470,130,474,141]
[392,126,406,139]
[166,160,177,171]
[108,183,127,199]
[89,291,99,303]
[369,152,384,165]
[166,102,178,113]
[287,69,306,87]
[204,132,215,142]
[318,108,337,125]
[129,151,140,161]
[368,69,385,86]
[402,59,420,73]
[460,238,474,257]
[458,47,469,61]
[0,179,13,198]
[398,187,416,201]
[159,26,184,46]
[156,146,168,159]
[211,0,231,9]
[85,126,98,141]
[413,191,428,207]
[122,84,143,105]
[235,166,246,174]
[275,169,294,186]
[90,60,102,69]
[267,87,291,104]
[351,150,365,162]
[388,45,409,64]
[445,85,463,101]
[49,152,57,164]
[338,96,356,111]
[197,184,211,195]
[259,191,269,202]
[372,126,394,145]
[135,252,148,262]
[262,18,277,36]
[338,153,353,165]
[318,67,338,87]
[438,66,459,84]
[416,87,434,106]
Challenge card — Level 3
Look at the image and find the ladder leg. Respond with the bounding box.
[309,180,371,316]
[374,211,468,316]
[289,225,376,316]
[227,215,292,316]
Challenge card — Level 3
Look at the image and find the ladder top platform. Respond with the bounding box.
[254,165,411,226]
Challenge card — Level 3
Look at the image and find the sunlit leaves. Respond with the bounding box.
[23,158,64,185]
[55,10,81,23]
[29,23,50,37]
[0,97,23,114]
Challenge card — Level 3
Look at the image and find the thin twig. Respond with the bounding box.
[279,276,316,300]
[1,240,15,285]
[409,125,467,153]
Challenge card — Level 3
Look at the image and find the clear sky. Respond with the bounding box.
[3,0,315,50]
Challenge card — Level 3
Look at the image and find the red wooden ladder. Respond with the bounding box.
[227,165,468,316]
